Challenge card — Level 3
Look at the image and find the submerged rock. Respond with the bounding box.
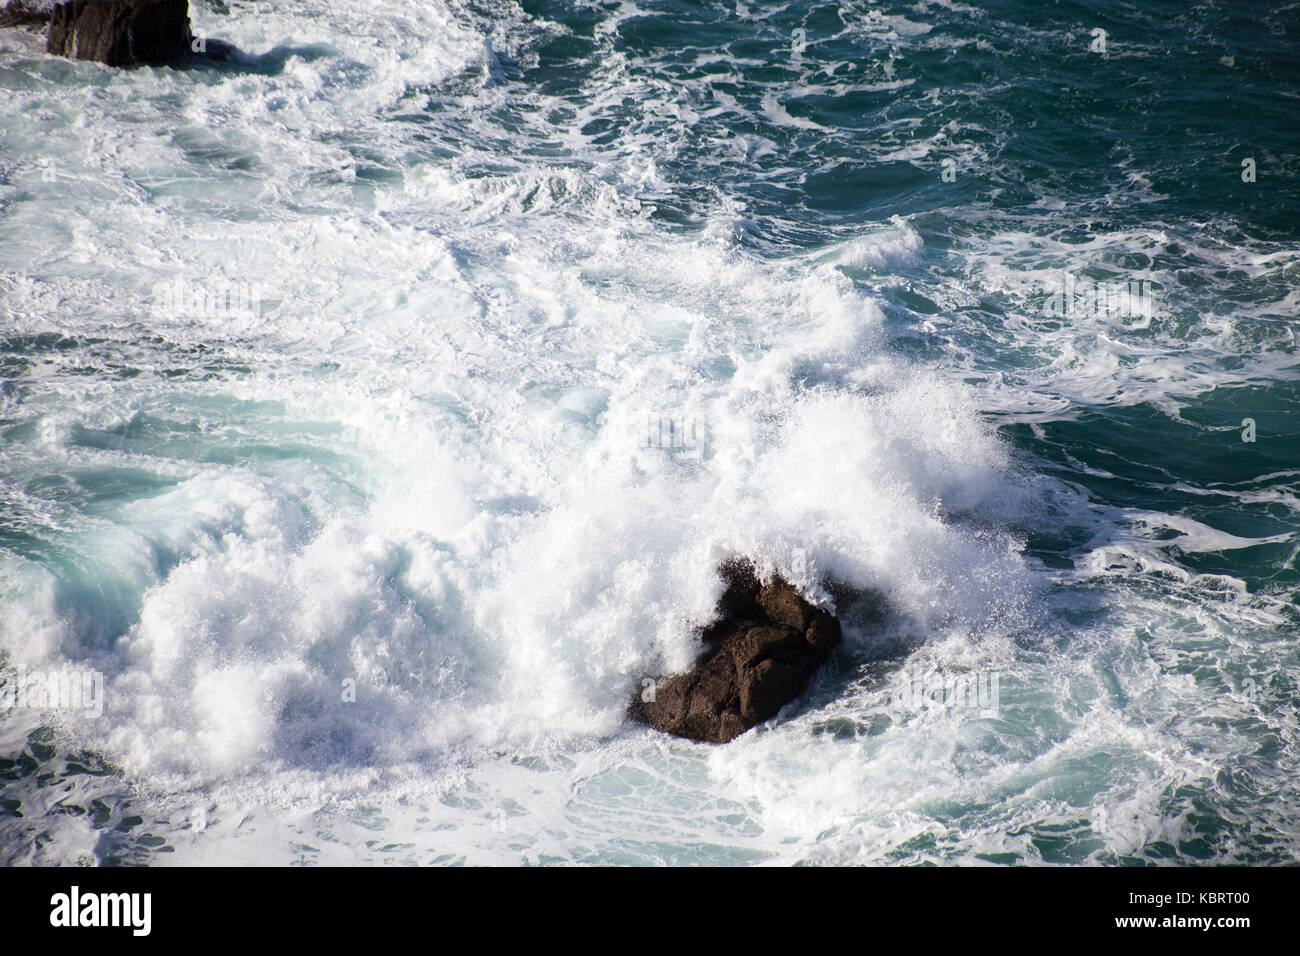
[630,558,841,743]
[46,0,190,66]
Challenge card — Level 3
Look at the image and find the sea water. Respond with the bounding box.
[0,0,1297,865]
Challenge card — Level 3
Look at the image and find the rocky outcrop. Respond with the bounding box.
[0,1,52,27]
[630,559,841,743]
[46,0,191,66]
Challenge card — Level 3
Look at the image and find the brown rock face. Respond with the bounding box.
[630,559,841,743]
[46,0,190,66]
[0,2,52,28]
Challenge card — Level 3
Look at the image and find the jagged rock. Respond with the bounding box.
[630,558,841,743]
[46,0,190,66]
[0,1,52,27]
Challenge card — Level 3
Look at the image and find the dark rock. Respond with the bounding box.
[630,558,841,743]
[0,1,52,28]
[46,0,191,66]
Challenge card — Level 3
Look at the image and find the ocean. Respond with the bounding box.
[0,0,1296,865]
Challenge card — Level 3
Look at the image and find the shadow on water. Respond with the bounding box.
[799,581,920,740]
[173,38,339,77]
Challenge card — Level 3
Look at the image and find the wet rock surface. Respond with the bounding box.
[630,559,841,743]
[0,1,52,28]
[45,0,190,66]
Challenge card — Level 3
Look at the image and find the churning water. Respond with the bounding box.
[1,0,1297,865]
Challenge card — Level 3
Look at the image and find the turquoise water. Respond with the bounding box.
[0,0,1297,865]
